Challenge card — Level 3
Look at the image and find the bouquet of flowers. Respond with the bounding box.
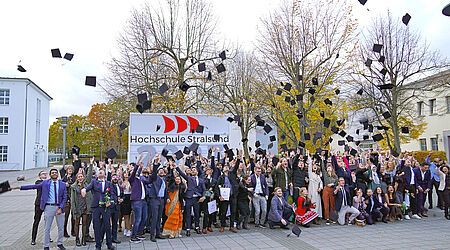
[99,187,115,211]
[203,188,214,199]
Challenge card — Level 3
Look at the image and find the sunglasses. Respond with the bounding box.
[112,176,119,179]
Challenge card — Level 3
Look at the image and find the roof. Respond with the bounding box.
[404,69,450,88]
[0,77,53,100]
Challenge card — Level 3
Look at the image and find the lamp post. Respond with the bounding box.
[57,116,69,170]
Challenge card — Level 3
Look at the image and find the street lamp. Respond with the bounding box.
[56,116,70,170]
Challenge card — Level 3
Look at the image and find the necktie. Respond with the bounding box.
[342,188,346,206]
[53,181,58,205]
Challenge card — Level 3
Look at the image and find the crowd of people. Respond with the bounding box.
[10,146,449,250]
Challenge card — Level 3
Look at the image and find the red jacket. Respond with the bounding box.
[296,196,314,216]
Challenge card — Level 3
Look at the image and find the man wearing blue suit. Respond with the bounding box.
[148,155,170,242]
[268,187,294,229]
[176,161,206,236]
[14,168,67,250]
[401,159,420,219]
[81,169,116,250]
[249,166,269,228]
[333,177,360,225]
[414,162,432,217]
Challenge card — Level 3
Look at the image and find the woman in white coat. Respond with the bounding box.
[307,151,323,223]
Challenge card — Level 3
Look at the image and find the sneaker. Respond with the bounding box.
[326,219,330,225]
[258,224,266,229]
[123,230,127,236]
[255,224,260,228]
[137,234,146,240]
[412,214,421,219]
[130,238,141,243]
[404,215,411,220]
[127,230,132,237]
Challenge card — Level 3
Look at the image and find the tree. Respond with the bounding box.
[103,0,221,113]
[257,0,357,149]
[351,11,448,154]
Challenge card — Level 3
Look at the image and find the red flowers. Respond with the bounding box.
[107,187,110,191]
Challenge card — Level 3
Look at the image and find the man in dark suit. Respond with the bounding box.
[401,159,420,219]
[333,177,359,225]
[201,165,217,233]
[82,169,116,250]
[414,162,432,217]
[13,168,67,250]
[249,166,269,228]
[148,156,170,242]
[110,173,123,244]
[176,160,206,236]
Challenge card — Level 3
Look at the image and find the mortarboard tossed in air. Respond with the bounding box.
[358,0,367,5]
[310,96,315,103]
[298,141,305,148]
[290,100,296,106]
[357,88,363,95]
[234,115,241,123]
[120,122,128,131]
[324,98,332,106]
[356,129,360,135]
[72,145,80,155]
[337,119,345,126]
[179,81,191,92]
[51,48,62,58]
[216,63,226,73]
[368,124,374,132]
[198,62,206,72]
[257,120,265,126]
[280,144,288,151]
[308,88,316,95]
[346,135,354,142]
[105,148,118,159]
[255,141,261,148]
[268,142,274,149]
[196,125,204,133]
[401,127,409,134]
[324,118,331,128]
[296,94,303,101]
[312,77,318,85]
[355,141,361,146]
[320,111,325,118]
[63,53,74,61]
[378,56,385,63]
[17,65,26,72]
[373,44,383,53]
[143,100,152,111]
[339,130,347,137]
[350,148,358,156]
[276,89,282,95]
[174,150,184,160]
[214,134,220,141]
[402,13,411,25]
[137,93,147,104]
[365,59,372,67]
[183,146,190,154]
[285,96,291,103]
[379,84,394,90]
[304,133,311,141]
[0,181,11,194]
[207,71,212,81]
[161,148,169,157]
[380,68,387,76]
[335,89,340,95]
[223,144,229,151]
[263,124,272,133]
[331,126,339,134]
[189,142,199,153]
[313,132,322,143]
[373,133,384,142]
[227,117,234,122]
[328,137,333,143]
[85,76,96,87]
[338,140,345,146]
[284,83,292,91]
[382,111,391,119]
[255,115,261,121]
[159,83,169,95]
[344,145,350,152]
[219,50,226,60]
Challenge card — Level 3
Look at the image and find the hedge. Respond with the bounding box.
[409,151,447,163]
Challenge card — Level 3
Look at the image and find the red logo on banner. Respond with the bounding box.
[161,115,199,133]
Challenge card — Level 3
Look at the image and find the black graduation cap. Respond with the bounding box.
[350,148,358,156]
[137,93,147,104]
[227,117,234,122]
[159,83,169,95]
[373,133,384,142]
[198,62,206,72]
[17,65,26,72]
[296,94,303,101]
[320,111,325,118]
[337,119,345,126]
[161,148,169,157]
[255,115,261,121]
[257,120,265,126]
[379,84,394,90]
[373,44,383,53]
[196,125,204,133]
[339,130,347,137]
[358,0,367,5]
[179,81,191,92]
[276,89,282,95]
[346,135,354,142]
[51,48,62,58]
[0,181,11,194]
[143,100,152,110]
[75,126,79,133]
[272,156,280,165]
[72,145,80,155]
[356,129,360,135]
[216,63,226,73]
[290,100,296,106]
[119,122,128,130]
[310,96,315,103]
[270,135,276,142]
[183,146,190,154]
[136,104,144,114]
[380,68,387,76]
[268,142,274,149]
[63,53,74,61]
[378,56,385,63]
[304,133,311,140]
[189,142,199,153]
[324,98,332,106]
[219,51,226,60]
[280,134,286,140]
[344,145,350,152]
[402,13,411,25]
[308,88,316,95]
[284,83,292,91]
[156,125,161,131]
[234,115,241,123]
[213,134,220,142]
[105,148,118,159]
[85,76,96,87]
[328,137,333,143]
[338,140,345,146]
[312,77,318,85]
[365,59,372,67]
[226,149,235,159]
[357,88,363,95]
[280,144,288,151]
[241,138,248,143]
[355,141,361,146]
[324,118,331,128]
[313,132,322,143]
[255,141,261,148]
[382,111,391,119]
[263,124,272,133]
[401,127,409,134]
[335,89,340,95]
[174,150,184,160]
[298,141,305,148]
[363,135,369,140]
[368,124,374,132]
[285,96,291,103]
[207,71,212,81]
[331,126,339,134]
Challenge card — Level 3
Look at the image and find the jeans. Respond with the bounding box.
[252,195,267,225]
[131,200,147,238]
[282,190,289,202]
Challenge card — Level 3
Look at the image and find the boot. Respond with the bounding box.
[81,237,86,246]
[242,216,249,230]
[76,237,81,247]
[237,216,243,230]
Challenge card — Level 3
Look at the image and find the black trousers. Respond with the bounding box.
[201,198,216,229]
[428,179,441,208]
[110,207,119,241]
[404,184,417,214]
[92,206,112,249]
[32,205,44,241]
[219,197,237,228]
[439,189,450,217]
[185,197,201,229]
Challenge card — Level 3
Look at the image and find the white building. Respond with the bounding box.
[402,70,450,161]
[0,77,52,170]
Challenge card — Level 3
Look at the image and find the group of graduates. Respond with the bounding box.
[12,145,450,249]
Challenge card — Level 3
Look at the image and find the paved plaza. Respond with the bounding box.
[0,168,449,250]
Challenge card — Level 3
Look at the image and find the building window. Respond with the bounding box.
[0,89,9,105]
[0,146,7,162]
[429,99,437,115]
[417,102,424,116]
[446,96,450,113]
[419,139,427,151]
[430,137,438,151]
[0,117,8,134]
[35,99,41,144]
